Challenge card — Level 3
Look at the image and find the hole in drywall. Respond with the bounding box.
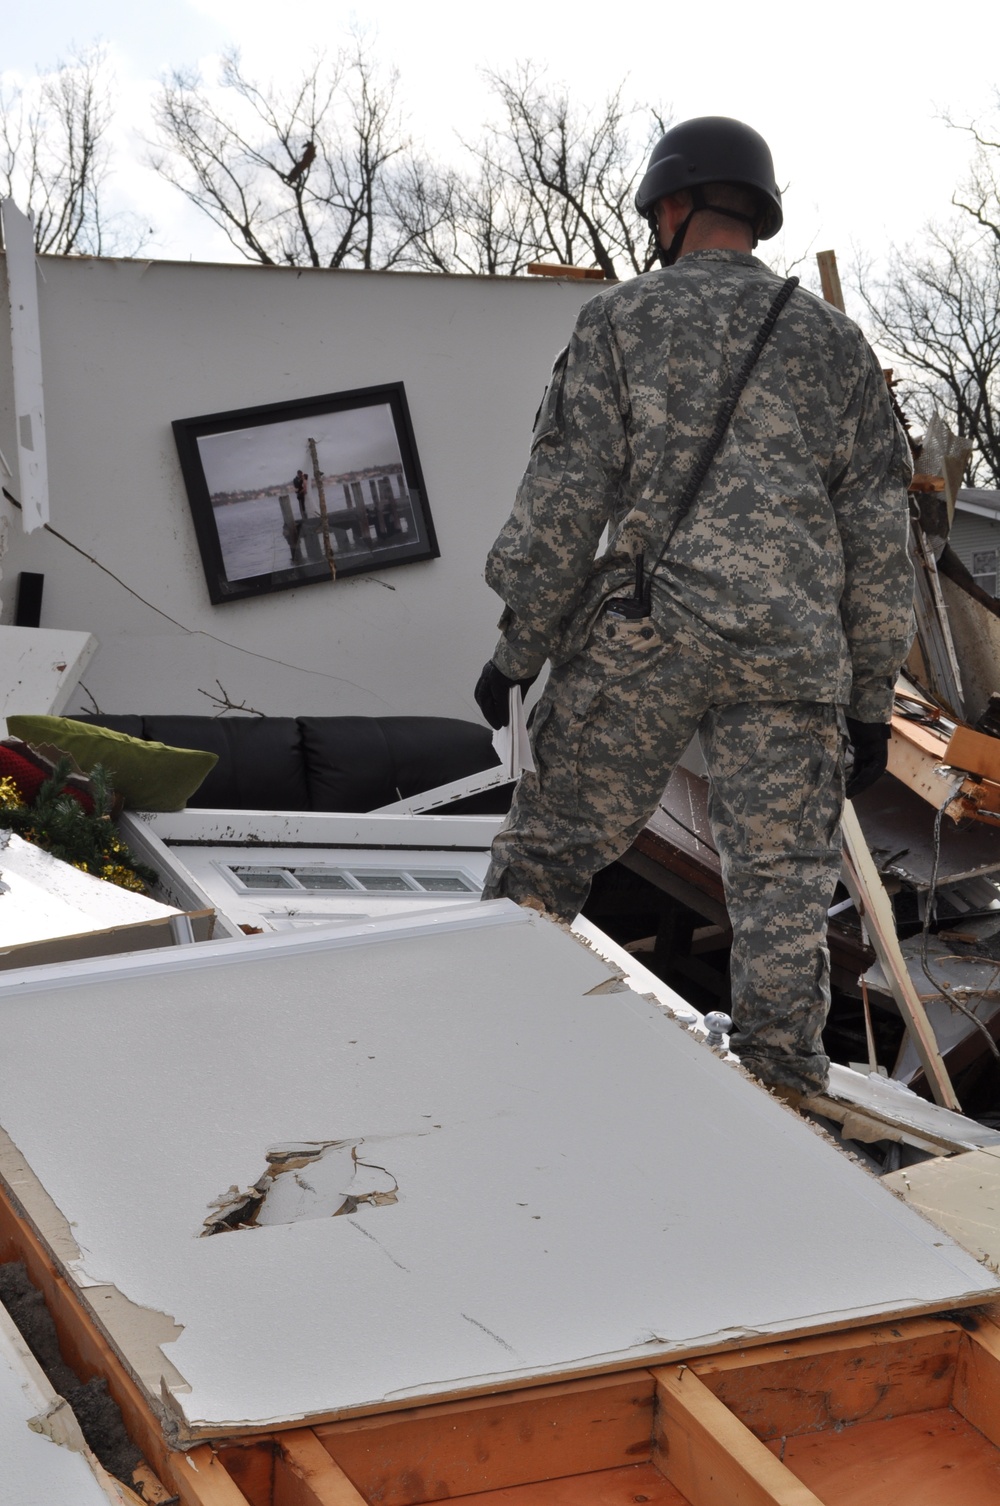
[202,1139,398,1235]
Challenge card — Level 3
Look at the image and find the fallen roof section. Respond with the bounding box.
[0,903,996,1443]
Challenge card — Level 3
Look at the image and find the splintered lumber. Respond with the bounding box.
[888,707,1000,822]
[526,262,605,280]
[816,250,846,313]
[841,801,961,1111]
[653,1364,825,1505]
[946,724,1000,785]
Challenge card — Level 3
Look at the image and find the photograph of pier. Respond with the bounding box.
[175,386,437,602]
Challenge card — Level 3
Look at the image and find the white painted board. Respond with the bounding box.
[0,832,179,947]
[0,199,48,532]
[0,625,97,727]
[0,904,995,1438]
[0,1305,123,1505]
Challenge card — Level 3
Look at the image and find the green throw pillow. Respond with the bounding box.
[7,715,218,811]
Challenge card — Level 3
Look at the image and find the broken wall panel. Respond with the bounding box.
[0,1301,124,1505]
[0,904,995,1442]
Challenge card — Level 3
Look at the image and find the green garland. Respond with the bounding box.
[0,759,157,893]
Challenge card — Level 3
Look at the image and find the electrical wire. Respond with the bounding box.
[1,486,391,698]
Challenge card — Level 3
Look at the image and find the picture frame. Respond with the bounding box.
[172,383,438,605]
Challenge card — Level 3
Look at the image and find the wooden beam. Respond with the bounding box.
[215,1443,274,1506]
[816,250,845,312]
[946,724,1000,785]
[691,1328,958,1442]
[316,1371,655,1504]
[652,1365,825,1506]
[841,800,961,1110]
[526,262,605,280]
[275,1430,368,1506]
[176,1447,258,1506]
[952,1325,1000,1450]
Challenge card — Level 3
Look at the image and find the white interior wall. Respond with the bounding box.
[0,256,596,718]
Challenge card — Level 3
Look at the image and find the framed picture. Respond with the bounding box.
[173,384,438,604]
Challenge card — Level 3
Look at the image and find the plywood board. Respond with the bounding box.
[0,904,995,1441]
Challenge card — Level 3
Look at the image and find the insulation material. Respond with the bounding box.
[0,1303,125,1505]
[0,903,995,1440]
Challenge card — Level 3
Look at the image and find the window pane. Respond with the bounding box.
[411,873,477,893]
[292,870,355,890]
[231,867,296,889]
[354,873,415,892]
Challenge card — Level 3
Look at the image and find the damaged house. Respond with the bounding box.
[7,218,1000,1503]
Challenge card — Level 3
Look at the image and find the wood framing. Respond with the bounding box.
[315,1372,655,1502]
[653,1364,824,1505]
[4,1179,1000,1506]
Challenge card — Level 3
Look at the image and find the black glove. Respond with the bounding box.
[474,661,537,730]
[845,717,891,800]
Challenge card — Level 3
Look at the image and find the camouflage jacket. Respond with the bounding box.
[486,249,913,722]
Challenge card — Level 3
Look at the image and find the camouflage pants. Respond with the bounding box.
[482,608,846,1096]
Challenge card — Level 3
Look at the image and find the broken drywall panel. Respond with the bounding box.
[883,1147,1000,1274]
[0,898,522,996]
[571,913,699,1023]
[0,1126,189,1402]
[0,201,48,532]
[814,1064,1000,1155]
[0,906,995,1439]
[0,1301,126,1505]
[0,626,97,730]
[0,832,180,949]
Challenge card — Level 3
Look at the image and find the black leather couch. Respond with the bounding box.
[76,715,509,814]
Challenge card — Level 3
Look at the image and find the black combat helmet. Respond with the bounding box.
[635,116,783,265]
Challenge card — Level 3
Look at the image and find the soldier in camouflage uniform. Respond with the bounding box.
[474,117,913,1099]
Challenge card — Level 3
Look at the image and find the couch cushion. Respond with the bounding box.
[142,717,309,810]
[300,716,500,812]
[7,715,218,811]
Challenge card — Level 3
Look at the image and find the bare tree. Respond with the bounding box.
[151,43,421,269]
[479,68,663,280]
[391,145,545,276]
[0,46,144,256]
[856,114,1000,485]
[152,49,665,280]
[395,68,664,279]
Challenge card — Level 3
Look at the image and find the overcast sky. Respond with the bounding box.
[198,404,402,494]
[4,0,1000,320]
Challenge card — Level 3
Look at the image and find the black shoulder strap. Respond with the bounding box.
[644,274,799,595]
